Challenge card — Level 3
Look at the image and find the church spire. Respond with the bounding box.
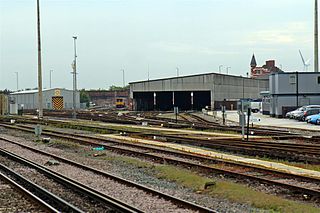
[250,54,257,68]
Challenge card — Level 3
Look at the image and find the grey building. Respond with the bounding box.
[10,88,80,110]
[269,72,320,117]
[130,73,269,111]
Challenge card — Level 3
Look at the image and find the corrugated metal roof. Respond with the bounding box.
[10,88,69,95]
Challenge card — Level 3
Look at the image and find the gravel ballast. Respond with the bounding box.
[0,129,267,212]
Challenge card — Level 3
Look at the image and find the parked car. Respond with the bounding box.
[306,113,320,124]
[286,105,320,119]
[296,108,320,121]
[286,107,304,119]
[250,101,261,113]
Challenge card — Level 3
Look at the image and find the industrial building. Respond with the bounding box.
[130,73,269,111]
[269,72,320,117]
[10,88,80,111]
[87,90,129,108]
[0,94,9,115]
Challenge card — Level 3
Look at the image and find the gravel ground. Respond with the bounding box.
[0,178,44,213]
[0,155,111,213]
[0,137,196,213]
[4,125,319,210]
[0,130,266,212]
[6,125,319,210]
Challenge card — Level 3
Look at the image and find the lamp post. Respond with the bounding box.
[37,0,43,119]
[72,36,78,119]
[315,0,319,72]
[226,67,231,75]
[14,72,19,91]
[49,69,53,88]
[121,69,125,87]
[219,65,223,74]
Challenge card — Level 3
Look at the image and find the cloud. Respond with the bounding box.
[149,42,239,55]
[243,22,311,45]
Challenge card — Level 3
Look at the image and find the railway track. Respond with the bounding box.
[0,147,140,213]
[0,135,215,213]
[20,110,295,136]
[0,166,59,213]
[1,119,317,163]
[131,132,320,163]
[2,123,320,200]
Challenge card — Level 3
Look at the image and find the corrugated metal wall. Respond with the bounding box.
[0,94,8,115]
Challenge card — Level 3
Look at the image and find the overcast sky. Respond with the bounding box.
[0,0,314,91]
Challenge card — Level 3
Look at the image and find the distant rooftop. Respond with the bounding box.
[10,88,68,95]
[129,71,258,84]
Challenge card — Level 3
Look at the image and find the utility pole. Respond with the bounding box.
[15,72,19,91]
[122,69,125,87]
[315,0,319,72]
[226,67,231,75]
[148,64,150,81]
[176,67,179,77]
[72,36,78,119]
[37,0,43,119]
[49,70,53,88]
[219,65,223,74]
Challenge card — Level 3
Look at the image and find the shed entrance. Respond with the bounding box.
[52,96,64,110]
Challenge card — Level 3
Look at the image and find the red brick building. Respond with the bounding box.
[87,90,129,108]
[250,54,282,78]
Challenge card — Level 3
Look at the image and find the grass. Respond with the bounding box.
[98,155,319,213]
[155,165,319,213]
[47,139,81,150]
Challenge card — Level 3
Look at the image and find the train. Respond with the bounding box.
[116,98,126,108]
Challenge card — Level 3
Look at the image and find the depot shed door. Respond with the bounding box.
[52,96,64,110]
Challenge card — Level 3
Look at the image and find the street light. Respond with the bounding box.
[14,72,19,91]
[315,0,319,72]
[72,36,78,119]
[219,65,223,74]
[121,69,125,87]
[226,67,231,75]
[37,0,43,119]
[49,69,53,88]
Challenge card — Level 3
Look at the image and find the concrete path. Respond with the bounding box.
[214,111,320,132]
[100,134,320,179]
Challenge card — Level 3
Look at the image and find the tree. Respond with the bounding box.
[108,85,129,91]
[80,89,90,107]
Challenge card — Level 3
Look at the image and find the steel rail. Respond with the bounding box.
[0,163,83,213]
[0,147,143,213]
[0,168,60,213]
[3,123,319,162]
[1,125,320,198]
[15,111,293,136]
[0,136,216,213]
[2,123,320,175]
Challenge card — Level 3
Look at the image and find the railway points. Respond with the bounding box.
[1,111,320,212]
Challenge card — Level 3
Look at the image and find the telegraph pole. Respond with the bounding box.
[15,72,19,91]
[315,0,319,72]
[72,36,78,119]
[37,0,43,119]
[122,69,125,87]
[50,70,53,88]
[219,65,223,74]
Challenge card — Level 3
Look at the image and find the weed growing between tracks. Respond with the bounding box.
[101,155,319,213]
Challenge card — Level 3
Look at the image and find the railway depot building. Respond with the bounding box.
[10,88,80,111]
[130,73,269,111]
